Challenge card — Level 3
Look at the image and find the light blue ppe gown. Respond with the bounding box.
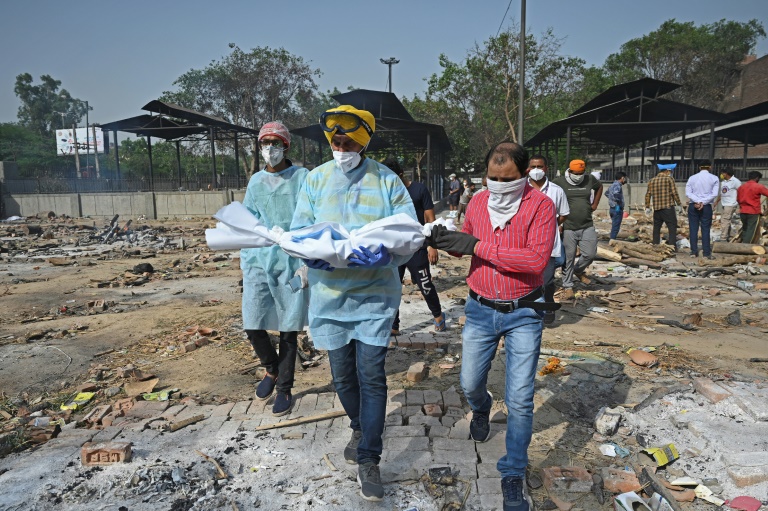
[291,158,417,350]
[241,165,309,332]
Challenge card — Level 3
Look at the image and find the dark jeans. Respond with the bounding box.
[609,207,623,239]
[328,340,388,465]
[688,203,713,256]
[653,207,677,246]
[247,330,298,393]
[740,213,760,244]
[393,247,442,330]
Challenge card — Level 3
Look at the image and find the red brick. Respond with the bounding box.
[692,378,732,404]
[406,362,428,382]
[81,441,132,466]
[542,466,593,493]
[410,341,425,350]
[86,404,113,424]
[601,467,641,493]
[194,336,210,348]
[424,404,443,417]
[181,340,197,353]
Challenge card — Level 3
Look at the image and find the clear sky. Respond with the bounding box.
[1,0,766,126]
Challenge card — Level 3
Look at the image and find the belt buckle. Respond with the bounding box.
[497,301,515,313]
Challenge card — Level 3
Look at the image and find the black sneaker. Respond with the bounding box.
[255,374,276,400]
[357,462,384,501]
[344,429,363,464]
[272,392,292,416]
[502,476,533,511]
[543,311,555,325]
[704,255,716,260]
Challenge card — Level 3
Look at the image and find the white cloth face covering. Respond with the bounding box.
[486,178,526,230]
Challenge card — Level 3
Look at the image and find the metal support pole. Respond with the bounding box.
[708,122,716,167]
[113,131,120,180]
[640,141,646,183]
[655,136,661,163]
[565,126,571,163]
[742,131,749,173]
[92,124,100,178]
[624,146,630,179]
[517,0,526,145]
[209,127,217,190]
[680,129,686,173]
[73,124,81,178]
[426,132,432,197]
[611,149,616,175]
[233,134,239,188]
[147,136,154,191]
[553,139,559,176]
[176,140,182,189]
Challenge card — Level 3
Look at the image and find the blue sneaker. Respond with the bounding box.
[469,391,493,442]
[502,476,533,511]
[272,392,292,416]
[255,374,276,400]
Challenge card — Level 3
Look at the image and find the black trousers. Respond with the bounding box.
[740,213,760,244]
[393,247,443,330]
[652,207,677,246]
[246,330,298,393]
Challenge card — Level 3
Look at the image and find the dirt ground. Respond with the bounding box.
[1,214,768,509]
[1,216,766,404]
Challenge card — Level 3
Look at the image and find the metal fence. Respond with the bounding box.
[2,175,247,194]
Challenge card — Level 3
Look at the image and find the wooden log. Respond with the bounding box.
[621,247,666,262]
[254,410,346,431]
[621,257,664,269]
[611,240,674,257]
[697,255,759,267]
[712,242,766,255]
[595,245,623,262]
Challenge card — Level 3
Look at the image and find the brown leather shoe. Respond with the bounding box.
[575,273,591,285]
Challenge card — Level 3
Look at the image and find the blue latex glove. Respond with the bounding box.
[305,258,334,272]
[348,244,392,268]
[614,205,622,213]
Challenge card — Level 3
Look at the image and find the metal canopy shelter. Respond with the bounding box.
[100,101,259,189]
[524,78,731,180]
[290,89,452,198]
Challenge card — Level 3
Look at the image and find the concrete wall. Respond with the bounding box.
[2,183,693,220]
[3,190,246,220]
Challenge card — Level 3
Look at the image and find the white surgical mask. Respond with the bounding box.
[333,147,365,172]
[565,170,585,185]
[528,169,546,182]
[486,178,527,230]
[261,146,284,168]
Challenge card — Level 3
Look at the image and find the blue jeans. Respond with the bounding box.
[609,207,623,239]
[460,294,543,478]
[688,204,713,256]
[327,339,388,464]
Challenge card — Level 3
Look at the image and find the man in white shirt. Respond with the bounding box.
[528,155,569,325]
[713,167,741,242]
[685,164,720,259]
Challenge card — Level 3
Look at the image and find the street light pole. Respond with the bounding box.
[85,100,90,177]
[380,57,400,93]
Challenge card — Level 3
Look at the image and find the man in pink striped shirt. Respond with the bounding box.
[432,142,556,511]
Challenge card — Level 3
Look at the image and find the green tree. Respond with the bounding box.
[13,74,89,137]
[421,23,587,170]
[603,19,766,108]
[162,45,321,177]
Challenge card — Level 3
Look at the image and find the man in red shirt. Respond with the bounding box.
[432,142,556,511]
[737,171,768,244]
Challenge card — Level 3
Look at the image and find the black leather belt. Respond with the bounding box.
[469,288,561,312]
